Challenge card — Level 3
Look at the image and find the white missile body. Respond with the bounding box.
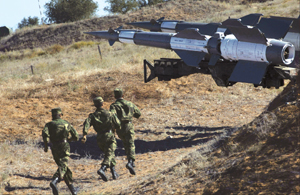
[220,34,295,65]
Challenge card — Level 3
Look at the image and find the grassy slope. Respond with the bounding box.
[0,0,299,194]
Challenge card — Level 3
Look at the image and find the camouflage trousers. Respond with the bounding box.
[97,132,117,167]
[116,122,135,161]
[51,142,73,184]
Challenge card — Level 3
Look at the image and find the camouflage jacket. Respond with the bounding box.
[110,99,141,123]
[83,108,120,135]
[42,118,79,143]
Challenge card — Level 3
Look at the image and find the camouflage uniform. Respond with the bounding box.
[110,89,141,163]
[42,108,79,195]
[82,107,117,167]
[82,97,120,181]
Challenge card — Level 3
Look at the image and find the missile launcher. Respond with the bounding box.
[85,14,299,88]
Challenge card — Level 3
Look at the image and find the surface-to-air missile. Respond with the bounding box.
[85,14,299,88]
[126,14,263,34]
[127,14,300,68]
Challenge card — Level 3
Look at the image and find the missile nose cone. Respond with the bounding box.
[84,31,99,36]
[84,31,119,42]
[126,22,135,25]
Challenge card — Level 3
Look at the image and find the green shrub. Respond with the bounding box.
[70,41,95,50]
[46,44,64,55]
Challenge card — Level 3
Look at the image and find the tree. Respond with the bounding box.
[105,0,169,14]
[138,0,169,7]
[45,0,98,23]
[104,0,139,14]
[18,16,39,29]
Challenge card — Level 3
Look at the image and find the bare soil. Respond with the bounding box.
[1,70,299,194]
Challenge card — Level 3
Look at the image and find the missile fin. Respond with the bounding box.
[256,18,293,39]
[222,18,244,27]
[174,28,206,40]
[157,17,165,22]
[287,18,299,33]
[197,23,220,36]
[240,13,263,26]
[208,54,220,66]
[109,40,116,46]
[116,26,123,31]
[270,16,300,33]
[175,23,220,36]
[229,61,268,84]
[108,27,115,33]
[223,19,267,44]
[174,50,206,67]
[150,19,157,24]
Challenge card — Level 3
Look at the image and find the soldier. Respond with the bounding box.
[81,97,120,181]
[110,88,141,175]
[42,107,79,195]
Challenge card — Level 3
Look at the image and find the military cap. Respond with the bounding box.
[114,88,123,98]
[93,96,104,104]
[51,107,63,115]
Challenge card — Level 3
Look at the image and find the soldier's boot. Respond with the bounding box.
[110,166,119,180]
[126,159,136,175]
[67,183,80,195]
[97,165,108,182]
[50,177,60,195]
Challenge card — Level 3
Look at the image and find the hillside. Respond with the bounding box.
[0,0,300,194]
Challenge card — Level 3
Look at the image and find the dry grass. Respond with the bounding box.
[0,41,178,98]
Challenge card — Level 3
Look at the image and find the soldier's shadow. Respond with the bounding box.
[69,136,126,160]
[134,126,232,153]
[69,126,233,160]
[5,174,50,192]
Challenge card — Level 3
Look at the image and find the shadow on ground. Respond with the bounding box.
[68,125,232,159]
[5,185,49,193]
[4,174,51,192]
[5,126,233,193]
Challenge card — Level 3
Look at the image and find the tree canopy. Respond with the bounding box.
[18,17,39,29]
[45,0,98,23]
[104,0,169,14]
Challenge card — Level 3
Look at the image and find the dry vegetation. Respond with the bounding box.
[0,0,299,194]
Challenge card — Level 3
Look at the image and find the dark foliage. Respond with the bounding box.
[18,17,39,29]
[104,0,170,14]
[45,0,98,23]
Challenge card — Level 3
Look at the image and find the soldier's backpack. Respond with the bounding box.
[118,101,134,122]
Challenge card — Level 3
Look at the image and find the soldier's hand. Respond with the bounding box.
[81,135,87,144]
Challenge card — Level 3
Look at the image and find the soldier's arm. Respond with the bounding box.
[81,114,92,143]
[133,104,141,119]
[109,104,117,115]
[110,111,121,131]
[68,123,79,142]
[42,124,50,152]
